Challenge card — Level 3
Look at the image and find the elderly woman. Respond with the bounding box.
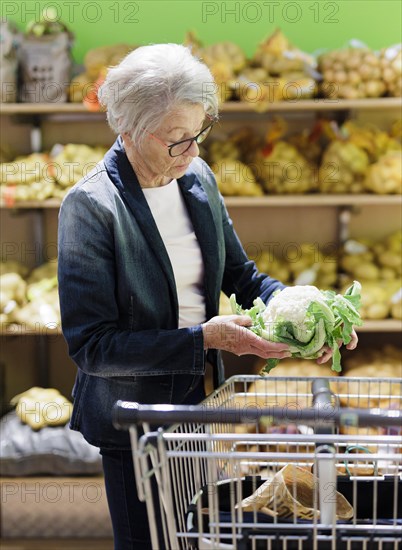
[58,44,357,549]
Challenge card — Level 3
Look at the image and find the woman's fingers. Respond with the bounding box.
[316,345,333,365]
[231,314,253,327]
[346,329,358,350]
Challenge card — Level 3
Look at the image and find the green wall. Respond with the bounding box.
[3,0,402,64]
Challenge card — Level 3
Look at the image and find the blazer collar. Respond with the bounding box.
[104,137,219,319]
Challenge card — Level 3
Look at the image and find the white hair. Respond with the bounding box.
[98,43,219,150]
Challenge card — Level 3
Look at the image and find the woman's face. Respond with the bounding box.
[140,103,206,181]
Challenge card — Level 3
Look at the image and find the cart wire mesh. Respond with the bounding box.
[114,376,402,550]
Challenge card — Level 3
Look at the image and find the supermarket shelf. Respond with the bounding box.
[0,325,62,336]
[2,195,401,210]
[224,195,402,207]
[357,320,402,332]
[0,103,105,115]
[0,198,62,209]
[220,97,402,112]
[1,97,401,115]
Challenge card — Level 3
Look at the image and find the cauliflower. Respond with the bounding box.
[263,285,326,329]
[230,281,363,373]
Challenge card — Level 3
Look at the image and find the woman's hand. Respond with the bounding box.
[202,315,292,359]
[316,328,359,365]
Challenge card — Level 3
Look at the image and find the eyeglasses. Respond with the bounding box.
[145,118,216,157]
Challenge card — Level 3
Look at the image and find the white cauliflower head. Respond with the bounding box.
[262,285,326,327]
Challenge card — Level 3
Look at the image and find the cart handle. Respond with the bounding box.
[112,401,401,430]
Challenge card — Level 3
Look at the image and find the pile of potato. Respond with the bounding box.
[0,260,60,330]
[340,231,401,319]
[380,45,402,97]
[318,46,386,100]
[0,144,107,204]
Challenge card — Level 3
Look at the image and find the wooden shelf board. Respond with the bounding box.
[0,326,62,336]
[0,103,105,115]
[0,199,62,209]
[1,97,401,116]
[357,320,402,332]
[224,195,402,207]
[1,195,400,210]
[220,97,402,112]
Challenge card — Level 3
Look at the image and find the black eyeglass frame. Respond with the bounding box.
[146,117,217,157]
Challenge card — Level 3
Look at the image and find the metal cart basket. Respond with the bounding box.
[114,376,402,550]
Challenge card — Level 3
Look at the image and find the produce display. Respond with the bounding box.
[0,144,107,204]
[340,232,401,320]
[0,22,401,105]
[0,260,60,330]
[1,17,401,515]
[176,30,400,106]
[10,387,72,430]
[230,281,362,373]
[205,118,401,196]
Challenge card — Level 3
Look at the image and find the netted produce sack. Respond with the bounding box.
[318,41,386,99]
[237,464,354,520]
[18,32,73,103]
[0,19,19,103]
[380,44,402,97]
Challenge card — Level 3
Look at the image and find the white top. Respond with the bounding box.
[142,179,206,328]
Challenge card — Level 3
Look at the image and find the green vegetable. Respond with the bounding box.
[230,281,363,373]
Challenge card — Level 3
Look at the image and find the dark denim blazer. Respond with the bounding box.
[58,137,284,449]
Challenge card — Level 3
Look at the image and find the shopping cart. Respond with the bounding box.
[113,376,402,550]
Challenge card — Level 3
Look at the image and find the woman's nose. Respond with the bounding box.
[185,140,199,158]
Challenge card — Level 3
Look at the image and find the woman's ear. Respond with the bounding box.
[121,133,132,148]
